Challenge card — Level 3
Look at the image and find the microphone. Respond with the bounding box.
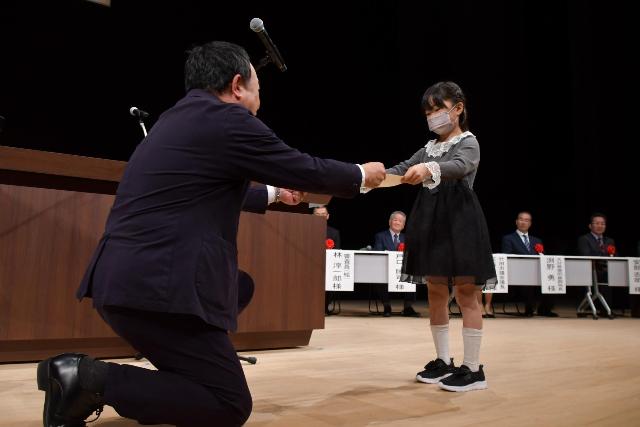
[129,107,149,137]
[249,18,287,72]
[129,107,149,119]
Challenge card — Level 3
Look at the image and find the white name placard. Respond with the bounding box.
[387,251,415,293]
[628,258,640,295]
[325,250,355,291]
[486,254,508,293]
[540,255,566,294]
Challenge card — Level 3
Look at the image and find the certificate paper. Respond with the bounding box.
[378,174,403,187]
[361,174,403,193]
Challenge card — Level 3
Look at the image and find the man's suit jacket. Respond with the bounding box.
[577,233,617,282]
[242,185,268,213]
[327,225,341,250]
[501,231,542,255]
[577,233,616,257]
[373,230,405,251]
[77,89,362,332]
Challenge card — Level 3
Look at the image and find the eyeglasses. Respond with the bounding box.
[591,222,606,226]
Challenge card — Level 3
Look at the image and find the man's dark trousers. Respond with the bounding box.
[96,272,255,427]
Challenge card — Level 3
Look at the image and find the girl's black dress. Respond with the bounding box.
[386,131,496,288]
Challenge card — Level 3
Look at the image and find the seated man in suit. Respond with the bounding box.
[373,211,419,317]
[313,205,341,249]
[496,211,557,317]
[577,212,619,314]
[36,40,386,427]
[313,205,341,314]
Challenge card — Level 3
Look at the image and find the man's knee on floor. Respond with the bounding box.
[227,389,252,426]
[192,390,251,427]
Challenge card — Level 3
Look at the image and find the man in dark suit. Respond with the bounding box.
[313,206,342,314]
[313,205,341,249]
[373,211,419,317]
[36,41,386,427]
[499,211,557,317]
[577,212,618,313]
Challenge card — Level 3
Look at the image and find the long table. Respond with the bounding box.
[344,251,636,319]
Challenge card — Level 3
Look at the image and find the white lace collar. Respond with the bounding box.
[424,131,475,158]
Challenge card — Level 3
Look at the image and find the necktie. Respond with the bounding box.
[597,237,604,253]
[393,234,399,247]
[523,234,531,251]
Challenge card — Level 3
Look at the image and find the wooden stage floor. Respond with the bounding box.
[2,302,639,426]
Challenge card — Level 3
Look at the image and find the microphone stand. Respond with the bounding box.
[137,118,148,137]
[130,107,149,138]
[238,355,257,365]
[133,351,257,364]
[255,55,273,72]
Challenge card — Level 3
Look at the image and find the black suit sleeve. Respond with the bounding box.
[223,107,362,198]
[501,235,514,253]
[577,235,592,256]
[334,230,341,250]
[373,232,384,251]
[241,184,268,214]
[326,226,341,249]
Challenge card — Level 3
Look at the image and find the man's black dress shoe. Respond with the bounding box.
[524,305,534,317]
[383,305,392,317]
[37,353,104,427]
[401,306,421,317]
[537,310,559,317]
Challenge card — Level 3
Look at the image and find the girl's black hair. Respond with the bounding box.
[421,81,469,131]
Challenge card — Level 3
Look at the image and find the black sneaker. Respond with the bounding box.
[416,358,455,384]
[438,364,488,392]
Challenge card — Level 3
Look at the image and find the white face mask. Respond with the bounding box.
[427,105,457,135]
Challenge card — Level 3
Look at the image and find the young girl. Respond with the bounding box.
[388,81,496,392]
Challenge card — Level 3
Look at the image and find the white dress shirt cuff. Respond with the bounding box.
[266,185,276,204]
[357,164,369,193]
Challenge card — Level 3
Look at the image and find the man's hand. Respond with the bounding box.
[401,164,430,185]
[362,162,386,188]
[279,189,305,205]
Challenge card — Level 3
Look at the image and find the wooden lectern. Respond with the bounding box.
[0,146,329,362]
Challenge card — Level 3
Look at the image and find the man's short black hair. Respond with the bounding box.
[184,41,252,94]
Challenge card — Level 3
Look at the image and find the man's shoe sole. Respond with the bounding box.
[37,358,56,427]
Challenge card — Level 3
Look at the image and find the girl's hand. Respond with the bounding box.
[401,164,431,185]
